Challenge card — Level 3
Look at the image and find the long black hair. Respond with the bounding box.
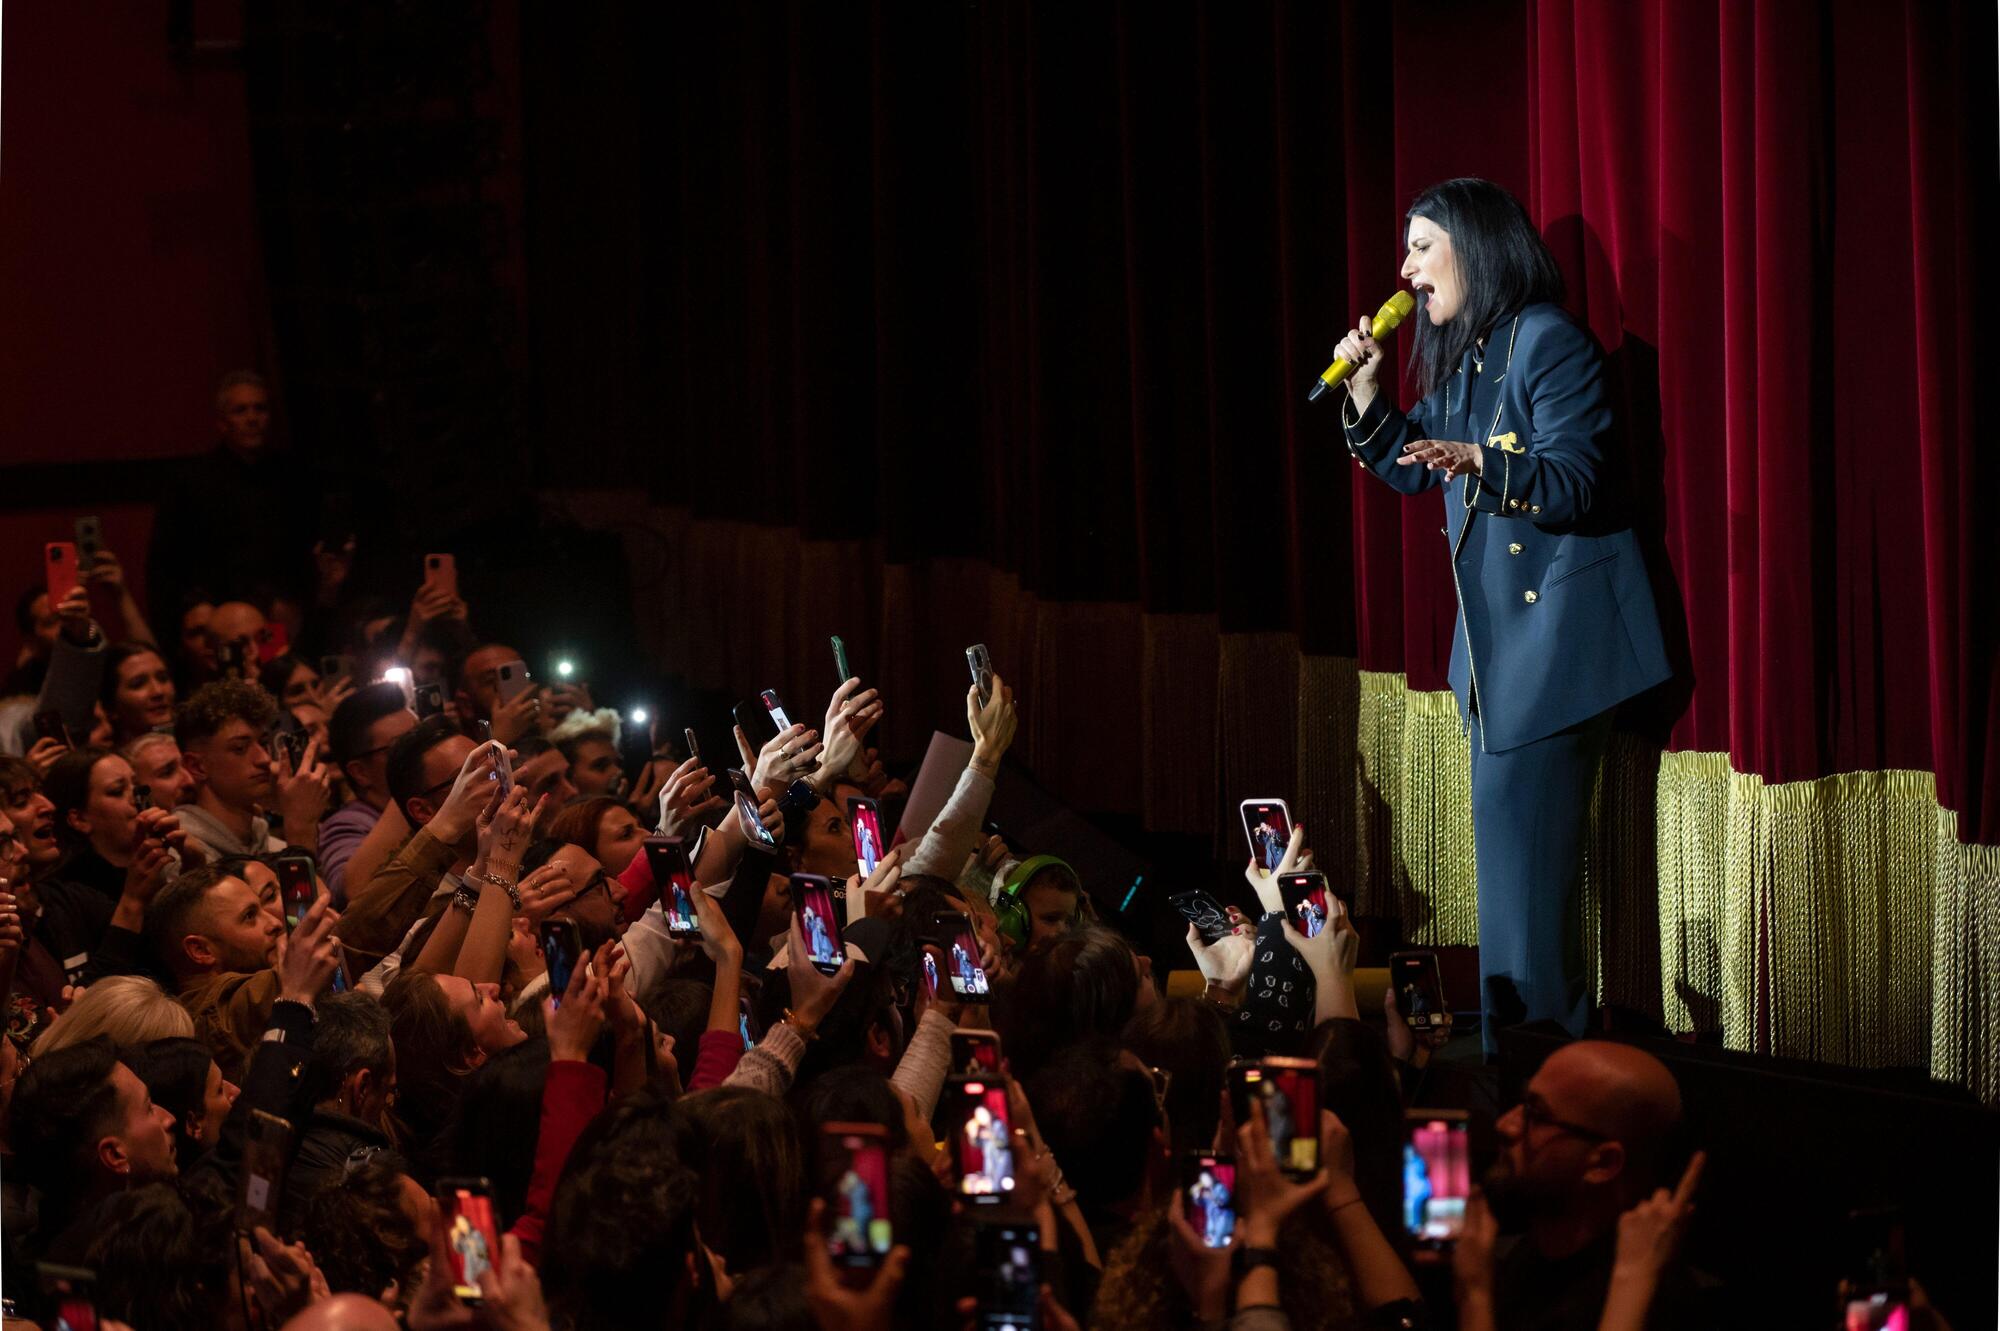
[1405,177,1565,400]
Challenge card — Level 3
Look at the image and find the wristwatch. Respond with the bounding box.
[1231,1246,1280,1282]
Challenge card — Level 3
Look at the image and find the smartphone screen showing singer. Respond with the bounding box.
[645,837,700,938]
[974,1223,1040,1329]
[1182,1154,1238,1249]
[825,1128,894,1271]
[935,912,990,998]
[1403,1113,1471,1246]
[948,1079,1017,1199]
[848,797,884,876]
[793,875,844,975]
[1240,799,1293,872]
[1277,872,1333,939]
[1230,1058,1320,1177]
[440,1180,501,1301]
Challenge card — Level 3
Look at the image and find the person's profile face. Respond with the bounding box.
[1402,215,1462,326]
[28,593,58,652]
[216,383,271,452]
[197,717,276,808]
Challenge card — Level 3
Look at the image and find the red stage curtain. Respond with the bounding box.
[539,0,1994,842]
[1521,0,1993,838]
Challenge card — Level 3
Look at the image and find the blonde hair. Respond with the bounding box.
[32,975,196,1058]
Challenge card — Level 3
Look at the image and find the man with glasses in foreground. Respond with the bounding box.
[1460,1040,1713,1331]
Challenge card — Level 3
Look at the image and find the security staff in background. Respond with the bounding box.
[1332,177,1672,1055]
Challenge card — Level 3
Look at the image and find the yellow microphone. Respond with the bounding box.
[1306,290,1417,402]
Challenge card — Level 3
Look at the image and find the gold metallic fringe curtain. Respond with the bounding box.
[577,498,1999,1102]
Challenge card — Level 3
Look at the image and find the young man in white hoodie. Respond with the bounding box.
[172,677,332,857]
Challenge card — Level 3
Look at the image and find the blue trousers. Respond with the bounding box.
[1466,710,1612,1055]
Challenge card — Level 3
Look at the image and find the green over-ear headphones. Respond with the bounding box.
[994,854,1086,947]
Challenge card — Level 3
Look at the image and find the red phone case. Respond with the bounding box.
[45,541,82,606]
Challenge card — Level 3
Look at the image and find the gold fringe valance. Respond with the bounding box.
[1321,665,2000,1102]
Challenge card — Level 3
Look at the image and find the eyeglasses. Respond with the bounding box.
[1518,1095,1612,1143]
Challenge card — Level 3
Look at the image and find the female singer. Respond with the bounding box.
[1331,177,1671,1053]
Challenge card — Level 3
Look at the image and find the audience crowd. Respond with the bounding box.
[0,377,1951,1331]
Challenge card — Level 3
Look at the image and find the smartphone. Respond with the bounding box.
[423,553,458,599]
[921,949,941,1001]
[645,836,700,939]
[320,654,355,682]
[945,1076,1017,1201]
[724,768,778,849]
[847,796,884,876]
[437,1177,501,1303]
[1277,872,1334,939]
[966,643,994,709]
[1229,1057,1320,1178]
[1403,1110,1471,1248]
[495,660,532,706]
[492,741,514,796]
[831,634,854,686]
[238,1109,295,1233]
[539,919,583,1005]
[414,682,446,719]
[821,1123,893,1283]
[932,911,990,999]
[31,709,70,747]
[215,638,246,678]
[1239,798,1293,872]
[74,515,103,574]
[1169,889,1233,944]
[683,726,701,762]
[951,1030,1004,1078]
[1389,951,1450,1031]
[760,688,794,734]
[973,1221,1040,1329]
[1841,1207,1912,1331]
[273,854,317,929]
[45,541,82,607]
[1181,1152,1238,1250]
[36,1263,99,1331]
[132,783,152,814]
[254,621,290,664]
[791,874,845,975]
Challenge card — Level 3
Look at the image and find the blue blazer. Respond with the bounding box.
[1341,302,1671,753]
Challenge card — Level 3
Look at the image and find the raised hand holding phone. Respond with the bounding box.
[655,754,726,836]
[784,906,856,1034]
[275,891,344,1007]
[802,1197,912,1331]
[1277,886,1360,1023]
[1600,1151,1706,1331]
[1242,820,1310,915]
[1185,921,1253,1006]
[545,943,611,1061]
[966,671,1018,778]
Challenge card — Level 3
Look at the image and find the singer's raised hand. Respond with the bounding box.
[1333,313,1384,409]
[1398,438,1483,480]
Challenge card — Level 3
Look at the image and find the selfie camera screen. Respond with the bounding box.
[798,880,843,971]
[446,1189,499,1299]
[1185,1161,1237,1249]
[851,803,883,876]
[945,920,989,998]
[955,1083,1016,1196]
[829,1137,893,1265]
[1403,1119,1471,1243]
[1244,803,1292,872]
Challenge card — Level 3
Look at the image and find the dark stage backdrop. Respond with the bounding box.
[525,0,1995,846]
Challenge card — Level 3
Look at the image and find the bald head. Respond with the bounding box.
[1539,1040,1682,1186]
[280,1293,401,1331]
[210,601,267,648]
